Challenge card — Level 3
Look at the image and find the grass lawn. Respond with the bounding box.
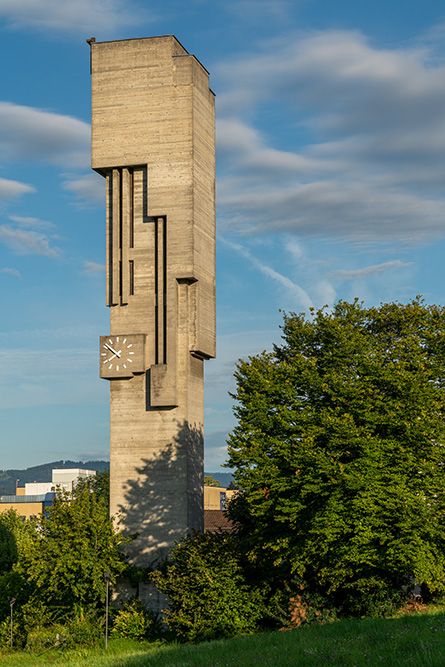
[2,609,445,666]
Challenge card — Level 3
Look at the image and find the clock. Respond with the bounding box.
[99,334,145,379]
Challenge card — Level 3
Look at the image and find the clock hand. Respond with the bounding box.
[104,343,121,358]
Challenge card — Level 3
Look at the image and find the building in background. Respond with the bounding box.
[203,484,236,533]
[0,468,96,519]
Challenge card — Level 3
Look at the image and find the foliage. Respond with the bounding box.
[0,616,27,650]
[111,598,162,641]
[0,521,17,574]
[0,511,37,623]
[153,531,263,642]
[203,475,221,487]
[20,599,52,636]
[19,486,129,614]
[226,298,445,615]
[25,613,104,652]
[74,470,110,511]
[0,510,37,569]
[0,572,31,625]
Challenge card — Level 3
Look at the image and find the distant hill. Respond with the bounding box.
[0,461,233,496]
[205,472,234,488]
[0,460,110,496]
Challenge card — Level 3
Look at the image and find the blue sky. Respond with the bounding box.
[1,0,445,471]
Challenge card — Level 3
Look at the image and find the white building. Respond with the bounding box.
[25,468,96,495]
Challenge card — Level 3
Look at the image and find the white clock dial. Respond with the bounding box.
[101,336,136,371]
[99,334,145,379]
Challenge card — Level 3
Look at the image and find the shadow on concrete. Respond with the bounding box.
[113,419,203,609]
[117,419,203,569]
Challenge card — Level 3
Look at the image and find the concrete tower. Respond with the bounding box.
[90,36,215,568]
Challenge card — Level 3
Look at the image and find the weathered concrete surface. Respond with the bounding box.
[91,36,215,568]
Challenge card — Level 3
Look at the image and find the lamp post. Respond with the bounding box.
[8,597,16,648]
[104,572,112,649]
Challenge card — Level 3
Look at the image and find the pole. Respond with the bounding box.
[104,571,111,649]
[8,597,16,648]
[105,579,109,649]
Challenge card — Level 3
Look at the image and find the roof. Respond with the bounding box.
[204,509,235,533]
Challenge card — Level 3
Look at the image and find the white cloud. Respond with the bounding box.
[0,267,20,277]
[78,451,110,461]
[0,102,90,168]
[204,429,231,471]
[329,260,414,281]
[62,172,105,205]
[0,224,62,257]
[0,177,35,201]
[222,237,314,310]
[219,178,444,243]
[215,30,445,244]
[0,0,150,35]
[9,215,55,230]
[83,260,105,276]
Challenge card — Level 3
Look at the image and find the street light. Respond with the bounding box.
[104,572,112,649]
[8,597,16,648]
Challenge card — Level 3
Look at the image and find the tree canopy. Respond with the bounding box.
[20,486,128,612]
[226,298,445,613]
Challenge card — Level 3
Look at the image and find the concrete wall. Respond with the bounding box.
[91,36,215,571]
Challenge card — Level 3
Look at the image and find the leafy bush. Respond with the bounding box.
[0,614,26,650]
[111,598,162,640]
[26,614,103,651]
[0,571,31,624]
[153,531,263,642]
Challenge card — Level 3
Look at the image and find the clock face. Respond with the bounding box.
[99,334,145,379]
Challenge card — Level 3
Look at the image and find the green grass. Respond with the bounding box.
[3,610,445,666]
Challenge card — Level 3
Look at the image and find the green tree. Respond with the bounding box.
[153,531,263,642]
[74,469,110,511]
[203,475,221,487]
[21,486,128,614]
[226,299,445,615]
[0,510,37,623]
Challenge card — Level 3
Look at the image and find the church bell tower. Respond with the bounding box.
[90,36,215,566]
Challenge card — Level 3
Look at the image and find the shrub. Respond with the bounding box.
[153,531,263,642]
[111,598,161,641]
[26,614,103,652]
[0,615,26,650]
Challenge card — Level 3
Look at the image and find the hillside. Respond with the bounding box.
[0,460,110,496]
[0,461,232,495]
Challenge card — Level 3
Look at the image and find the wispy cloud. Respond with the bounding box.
[222,236,314,310]
[215,30,445,244]
[9,215,55,230]
[328,260,413,281]
[0,177,35,201]
[0,225,62,257]
[0,0,151,35]
[83,260,105,276]
[0,267,20,277]
[0,102,89,168]
[62,173,105,206]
